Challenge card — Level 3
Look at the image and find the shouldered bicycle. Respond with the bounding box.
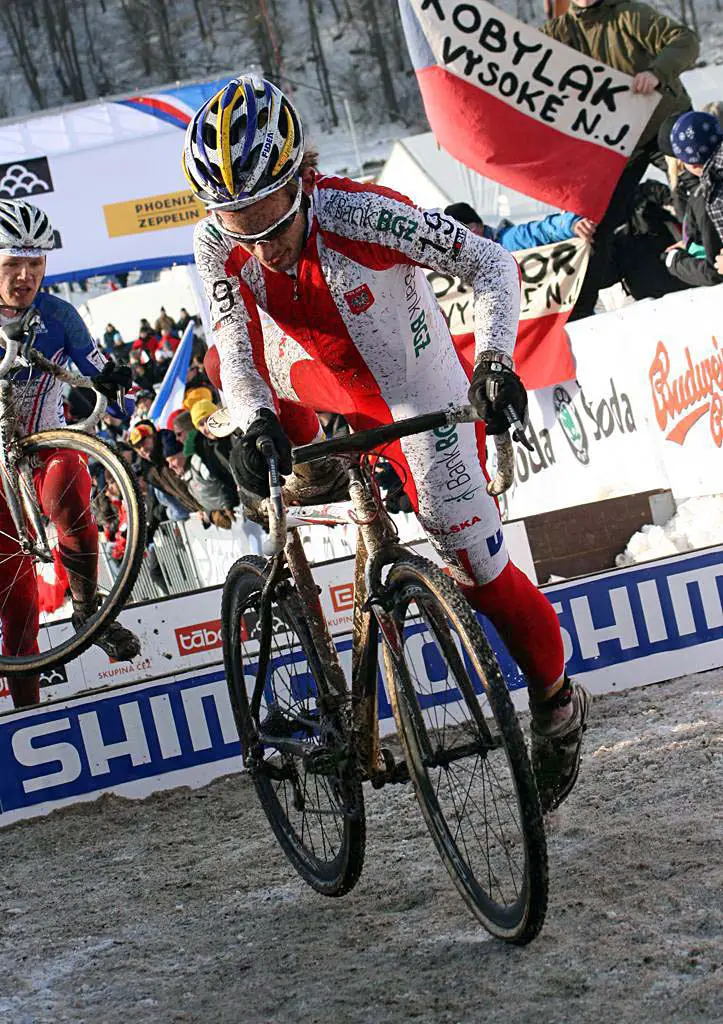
[0,309,145,678]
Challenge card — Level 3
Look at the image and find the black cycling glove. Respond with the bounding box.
[230,408,292,500]
[468,352,528,435]
[93,360,133,404]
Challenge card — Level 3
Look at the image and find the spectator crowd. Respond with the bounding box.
[65,305,246,597]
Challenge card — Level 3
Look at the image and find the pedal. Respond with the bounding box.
[371,747,410,788]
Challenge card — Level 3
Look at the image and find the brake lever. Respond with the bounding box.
[504,404,534,452]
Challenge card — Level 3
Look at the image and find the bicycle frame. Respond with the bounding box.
[247,459,408,784]
[244,402,528,781]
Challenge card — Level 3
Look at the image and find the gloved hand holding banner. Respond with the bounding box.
[399,0,660,220]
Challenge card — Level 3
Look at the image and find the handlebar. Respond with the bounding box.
[293,404,530,496]
[257,435,286,556]
[0,316,108,432]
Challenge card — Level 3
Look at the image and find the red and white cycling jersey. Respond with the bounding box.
[194,176,565,691]
[193,176,520,433]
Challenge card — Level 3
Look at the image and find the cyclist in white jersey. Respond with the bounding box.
[186,75,589,811]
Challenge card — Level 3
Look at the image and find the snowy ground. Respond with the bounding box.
[617,495,723,566]
[0,671,720,1024]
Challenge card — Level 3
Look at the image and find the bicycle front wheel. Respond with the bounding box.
[382,554,548,944]
[222,556,366,897]
[0,429,145,675]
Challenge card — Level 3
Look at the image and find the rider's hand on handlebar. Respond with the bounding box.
[468,352,528,436]
[93,360,132,402]
[230,408,292,499]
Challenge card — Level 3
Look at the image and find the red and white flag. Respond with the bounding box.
[399,0,659,220]
[430,236,588,390]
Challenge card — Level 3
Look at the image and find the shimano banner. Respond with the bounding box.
[1,544,721,824]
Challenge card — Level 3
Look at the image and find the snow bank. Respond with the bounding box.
[615,495,723,566]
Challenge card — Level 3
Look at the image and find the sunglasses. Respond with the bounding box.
[212,181,303,244]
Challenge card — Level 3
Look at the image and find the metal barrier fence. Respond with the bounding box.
[99,509,424,604]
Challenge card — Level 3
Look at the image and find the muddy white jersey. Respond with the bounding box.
[193,175,520,432]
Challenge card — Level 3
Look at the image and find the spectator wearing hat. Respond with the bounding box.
[166,436,236,529]
[189,398,239,508]
[663,112,723,287]
[543,0,699,319]
[171,409,195,446]
[130,389,155,425]
[183,385,214,411]
[444,202,596,249]
[656,113,700,223]
[129,422,204,519]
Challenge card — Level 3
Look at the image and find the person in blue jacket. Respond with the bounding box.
[444,202,596,251]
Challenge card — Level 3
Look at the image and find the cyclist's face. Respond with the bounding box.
[0,255,46,309]
[215,183,308,272]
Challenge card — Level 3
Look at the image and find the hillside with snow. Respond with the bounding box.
[1,0,721,147]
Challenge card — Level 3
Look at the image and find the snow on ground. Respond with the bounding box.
[0,671,720,1023]
[616,495,723,567]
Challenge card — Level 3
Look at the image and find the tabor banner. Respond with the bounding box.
[431,236,587,390]
[399,0,660,220]
[0,79,226,282]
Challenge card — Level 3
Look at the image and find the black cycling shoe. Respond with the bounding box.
[530,677,590,813]
[72,600,141,661]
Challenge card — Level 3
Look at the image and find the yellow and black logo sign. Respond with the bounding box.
[104,189,205,237]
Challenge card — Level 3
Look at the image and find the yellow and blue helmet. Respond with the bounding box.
[183,75,304,209]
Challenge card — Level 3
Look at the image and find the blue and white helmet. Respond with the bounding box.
[182,74,304,210]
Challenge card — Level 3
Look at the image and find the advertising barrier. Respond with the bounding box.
[492,283,723,519]
[0,525,535,713]
[2,543,721,826]
[0,79,226,281]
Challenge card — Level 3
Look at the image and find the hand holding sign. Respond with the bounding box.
[632,71,660,95]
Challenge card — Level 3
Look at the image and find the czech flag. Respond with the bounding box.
[149,321,195,428]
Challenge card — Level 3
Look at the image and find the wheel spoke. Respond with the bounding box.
[231,572,364,894]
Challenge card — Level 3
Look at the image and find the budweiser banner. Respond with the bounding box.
[430,236,588,390]
[399,0,660,220]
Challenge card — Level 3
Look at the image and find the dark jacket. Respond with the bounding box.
[666,186,723,287]
[182,430,238,511]
[542,0,698,151]
[612,180,688,299]
[136,430,204,514]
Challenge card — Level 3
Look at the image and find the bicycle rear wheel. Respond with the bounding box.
[382,554,548,944]
[222,556,366,897]
[0,429,145,676]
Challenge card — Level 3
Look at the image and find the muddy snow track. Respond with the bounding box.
[0,672,720,1024]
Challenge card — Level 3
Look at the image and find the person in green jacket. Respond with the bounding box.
[542,0,699,319]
